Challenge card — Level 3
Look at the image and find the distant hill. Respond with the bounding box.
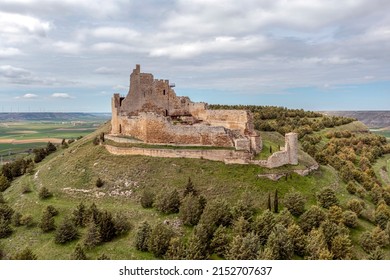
[0,112,110,122]
[321,111,390,128]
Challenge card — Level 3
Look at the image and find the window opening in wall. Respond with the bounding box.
[119,124,122,134]
[163,89,166,95]
[165,110,168,116]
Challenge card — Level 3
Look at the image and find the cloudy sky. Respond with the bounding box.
[0,0,389,112]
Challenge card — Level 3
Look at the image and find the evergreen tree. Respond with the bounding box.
[12,247,37,260]
[287,224,306,257]
[300,205,326,233]
[148,222,175,258]
[226,232,260,260]
[0,218,12,238]
[179,193,204,226]
[38,187,52,199]
[306,229,333,260]
[55,216,79,244]
[134,221,152,252]
[155,188,181,214]
[83,222,102,249]
[186,230,208,260]
[317,187,339,209]
[276,209,294,228]
[231,193,257,222]
[96,210,116,242]
[210,225,231,258]
[368,247,384,260]
[274,190,279,213]
[342,211,358,228]
[0,193,5,204]
[71,244,87,260]
[46,141,57,154]
[267,193,272,211]
[72,202,86,227]
[165,237,186,260]
[232,216,251,237]
[331,235,352,260]
[40,209,56,232]
[11,212,22,227]
[199,198,232,228]
[264,224,293,260]
[113,212,132,236]
[140,189,154,208]
[97,253,110,260]
[283,192,306,216]
[254,210,276,245]
[183,177,197,197]
[96,177,104,188]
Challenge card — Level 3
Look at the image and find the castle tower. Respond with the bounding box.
[111,93,121,134]
[285,132,298,165]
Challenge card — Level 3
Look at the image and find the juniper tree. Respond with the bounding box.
[226,232,260,260]
[72,202,87,227]
[148,222,175,258]
[40,209,56,233]
[283,192,306,216]
[83,222,101,249]
[55,216,79,244]
[274,190,279,214]
[0,175,10,192]
[264,224,293,260]
[134,221,152,252]
[12,247,37,260]
[71,244,87,260]
[210,225,231,258]
[140,189,155,208]
[183,177,197,197]
[179,193,204,226]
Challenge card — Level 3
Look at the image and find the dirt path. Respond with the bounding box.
[0,138,63,144]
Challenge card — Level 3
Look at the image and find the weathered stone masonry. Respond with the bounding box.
[110,65,299,168]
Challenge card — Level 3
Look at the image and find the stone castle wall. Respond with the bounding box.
[119,112,235,147]
[105,145,251,163]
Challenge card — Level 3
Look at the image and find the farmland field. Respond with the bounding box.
[0,113,109,162]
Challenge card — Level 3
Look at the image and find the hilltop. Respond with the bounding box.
[1,107,390,260]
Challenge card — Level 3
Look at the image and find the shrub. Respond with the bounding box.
[283,192,306,216]
[0,175,10,192]
[226,232,260,260]
[254,210,276,245]
[140,189,154,208]
[113,212,132,236]
[40,209,56,233]
[148,222,175,258]
[179,194,204,226]
[264,224,293,260]
[287,224,306,257]
[38,187,52,199]
[72,202,86,227]
[83,222,102,249]
[183,177,197,197]
[199,198,232,228]
[134,221,152,252]
[210,225,231,258]
[20,214,34,227]
[71,244,87,260]
[55,217,79,244]
[342,210,358,228]
[300,205,326,233]
[12,247,37,260]
[96,178,104,188]
[0,218,12,238]
[155,189,180,214]
[346,181,357,194]
[317,187,339,209]
[11,212,22,227]
[347,199,364,217]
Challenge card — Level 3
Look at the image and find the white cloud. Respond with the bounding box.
[51,93,74,99]
[53,41,82,54]
[0,65,31,78]
[15,93,39,99]
[0,47,22,57]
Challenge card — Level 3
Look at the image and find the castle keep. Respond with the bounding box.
[110,65,298,168]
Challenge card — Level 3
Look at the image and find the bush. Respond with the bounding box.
[113,212,132,236]
[346,181,357,194]
[12,247,37,260]
[55,217,79,244]
[199,198,232,228]
[40,209,56,233]
[20,214,34,227]
[38,187,52,199]
[300,205,326,233]
[317,187,339,209]
[11,212,22,227]
[135,221,152,252]
[96,178,104,188]
[226,232,260,260]
[155,189,181,214]
[342,210,358,228]
[83,222,102,249]
[70,244,87,260]
[347,199,364,217]
[140,189,154,208]
[0,175,11,192]
[0,218,12,238]
[283,192,306,216]
[179,194,204,226]
[148,222,175,258]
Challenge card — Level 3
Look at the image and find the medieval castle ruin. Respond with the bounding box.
[109,65,298,168]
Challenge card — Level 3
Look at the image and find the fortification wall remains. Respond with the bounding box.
[105,145,251,163]
[119,112,235,147]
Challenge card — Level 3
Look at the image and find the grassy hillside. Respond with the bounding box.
[1,118,390,260]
